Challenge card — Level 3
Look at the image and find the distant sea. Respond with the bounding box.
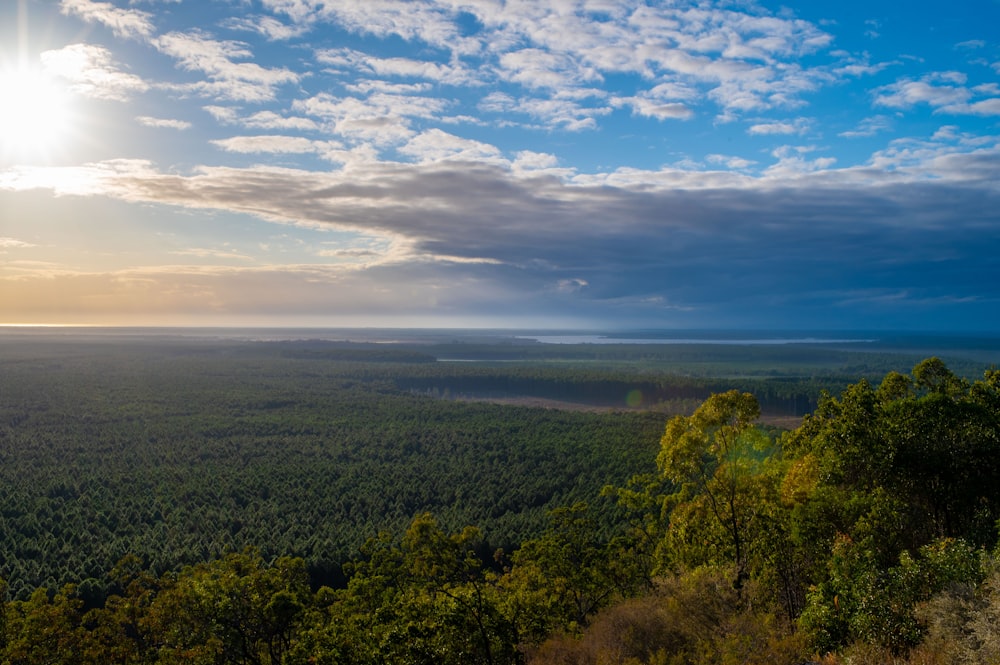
[517,334,878,345]
[3,326,999,353]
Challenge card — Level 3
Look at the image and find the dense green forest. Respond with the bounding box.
[0,336,670,598]
[2,331,1000,663]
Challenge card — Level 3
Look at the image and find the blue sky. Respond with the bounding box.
[1,0,999,330]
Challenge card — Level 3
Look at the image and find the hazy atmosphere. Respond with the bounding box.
[2,0,999,329]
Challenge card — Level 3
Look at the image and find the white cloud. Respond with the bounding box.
[291,91,454,148]
[829,50,897,78]
[513,151,560,170]
[613,82,698,121]
[479,93,610,131]
[955,40,986,50]
[557,278,588,293]
[932,125,963,141]
[838,115,892,138]
[337,118,417,148]
[398,129,504,164]
[171,247,254,261]
[706,62,826,114]
[310,144,382,167]
[41,44,149,101]
[764,145,836,176]
[633,100,694,120]
[154,31,300,102]
[316,247,382,262]
[748,118,810,135]
[345,81,433,95]
[235,111,319,131]
[865,130,1000,176]
[929,71,969,85]
[939,98,1000,116]
[875,78,970,108]
[210,135,330,154]
[259,0,324,25]
[259,113,319,131]
[317,48,479,86]
[499,48,602,90]
[365,92,451,120]
[288,1,838,125]
[308,1,480,56]
[706,154,757,170]
[59,0,155,40]
[875,74,970,109]
[295,92,448,124]
[875,72,1000,117]
[136,116,192,130]
[204,106,240,123]
[477,92,516,114]
[223,15,308,41]
[0,237,35,249]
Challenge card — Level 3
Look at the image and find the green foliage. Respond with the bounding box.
[500,502,647,645]
[786,359,1000,653]
[650,391,780,590]
[0,337,664,598]
[2,336,1000,663]
[800,537,988,656]
[604,358,1000,657]
[784,359,1000,554]
[324,513,520,665]
[3,586,87,664]
[146,550,310,664]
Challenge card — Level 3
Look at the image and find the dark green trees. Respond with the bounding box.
[296,514,521,665]
[785,360,1000,652]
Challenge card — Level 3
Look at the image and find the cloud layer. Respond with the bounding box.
[5,140,999,327]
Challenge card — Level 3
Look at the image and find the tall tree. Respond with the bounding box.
[655,390,775,590]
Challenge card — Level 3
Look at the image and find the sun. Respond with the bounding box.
[0,65,76,163]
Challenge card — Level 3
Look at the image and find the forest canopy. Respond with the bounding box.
[1,332,999,663]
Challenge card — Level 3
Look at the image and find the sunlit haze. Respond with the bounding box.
[1,0,999,330]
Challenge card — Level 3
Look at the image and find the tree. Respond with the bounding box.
[2,585,89,664]
[401,513,514,665]
[144,549,310,665]
[337,514,520,665]
[783,360,1000,652]
[655,390,774,590]
[501,502,642,644]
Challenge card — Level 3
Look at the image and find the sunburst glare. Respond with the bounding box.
[0,64,77,164]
